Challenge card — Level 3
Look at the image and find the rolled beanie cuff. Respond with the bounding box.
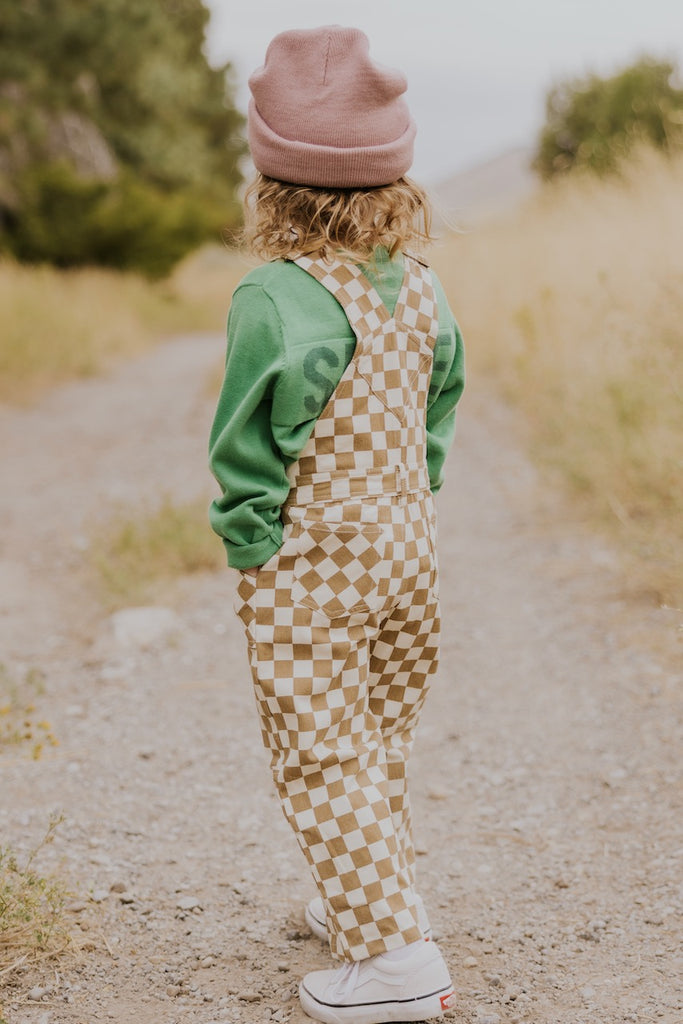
[248,101,416,188]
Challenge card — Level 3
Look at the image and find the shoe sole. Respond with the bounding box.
[299,980,455,1024]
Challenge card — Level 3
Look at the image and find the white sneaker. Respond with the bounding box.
[299,939,455,1024]
[305,895,432,943]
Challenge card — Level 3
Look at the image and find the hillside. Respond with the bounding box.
[430,145,537,226]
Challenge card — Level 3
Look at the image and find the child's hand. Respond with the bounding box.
[243,566,260,577]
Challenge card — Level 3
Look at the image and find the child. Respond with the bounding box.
[209,26,465,1024]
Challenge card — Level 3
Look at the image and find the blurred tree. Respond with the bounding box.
[533,57,683,179]
[0,0,245,275]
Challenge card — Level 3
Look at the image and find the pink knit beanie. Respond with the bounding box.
[248,26,416,188]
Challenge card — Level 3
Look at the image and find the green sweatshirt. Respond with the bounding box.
[208,249,465,569]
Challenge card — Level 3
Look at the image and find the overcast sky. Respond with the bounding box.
[204,0,683,184]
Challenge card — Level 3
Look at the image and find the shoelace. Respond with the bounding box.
[332,960,360,999]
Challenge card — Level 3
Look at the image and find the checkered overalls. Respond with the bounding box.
[235,253,441,962]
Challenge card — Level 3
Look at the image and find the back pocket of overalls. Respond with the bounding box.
[291,520,385,619]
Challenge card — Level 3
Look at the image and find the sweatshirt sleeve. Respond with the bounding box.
[208,283,290,570]
[426,312,465,494]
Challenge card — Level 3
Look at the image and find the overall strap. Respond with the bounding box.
[393,253,439,351]
[293,255,391,342]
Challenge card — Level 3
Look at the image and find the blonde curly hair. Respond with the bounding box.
[241,174,434,264]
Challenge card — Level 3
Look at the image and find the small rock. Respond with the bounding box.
[110,881,127,893]
[166,985,182,997]
[177,896,203,912]
[66,901,88,913]
[476,1012,500,1024]
[276,962,290,972]
[238,990,262,1002]
[581,986,596,1000]
[119,892,136,904]
[463,956,479,968]
[201,956,216,968]
[91,888,109,903]
[27,986,51,1000]
[100,660,133,681]
[109,606,182,650]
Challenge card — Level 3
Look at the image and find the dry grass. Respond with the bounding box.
[0,672,67,986]
[0,246,246,403]
[433,149,683,606]
[0,816,72,980]
[0,664,58,761]
[89,495,225,609]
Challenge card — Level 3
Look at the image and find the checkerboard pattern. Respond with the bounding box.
[234,254,442,962]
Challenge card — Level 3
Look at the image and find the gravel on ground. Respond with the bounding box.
[1,333,681,1024]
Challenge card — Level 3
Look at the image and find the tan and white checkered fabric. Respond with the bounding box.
[235,254,442,962]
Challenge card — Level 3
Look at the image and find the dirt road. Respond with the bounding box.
[1,333,681,1023]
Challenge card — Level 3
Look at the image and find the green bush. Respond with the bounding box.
[533,57,683,179]
[0,0,245,276]
[5,163,220,278]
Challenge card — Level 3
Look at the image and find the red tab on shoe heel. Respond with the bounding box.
[440,991,456,1010]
